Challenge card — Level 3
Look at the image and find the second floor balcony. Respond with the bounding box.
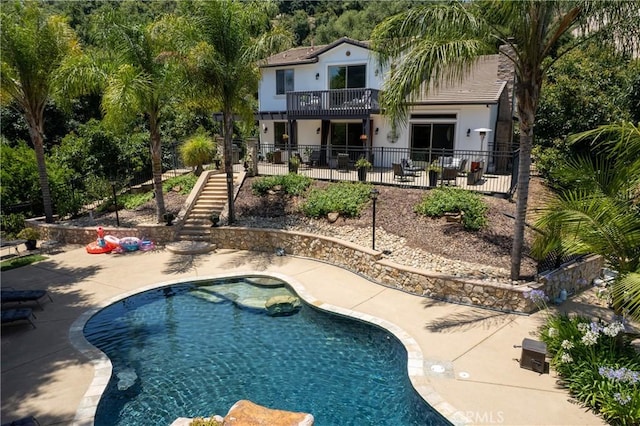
[286,88,381,119]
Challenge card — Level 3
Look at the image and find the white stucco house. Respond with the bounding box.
[257,37,514,172]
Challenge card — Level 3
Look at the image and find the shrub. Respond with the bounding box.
[414,187,488,230]
[180,129,216,175]
[0,213,26,239]
[540,314,640,425]
[251,174,312,196]
[163,173,198,195]
[301,182,372,218]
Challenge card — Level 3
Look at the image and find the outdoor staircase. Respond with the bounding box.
[177,172,229,242]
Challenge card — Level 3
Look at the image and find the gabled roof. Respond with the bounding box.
[412,54,508,105]
[262,39,510,105]
[260,37,370,68]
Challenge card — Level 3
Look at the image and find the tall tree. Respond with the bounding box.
[532,122,640,320]
[177,0,292,223]
[371,0,640,279]
[69,10,183,223]
[0,1,81,223]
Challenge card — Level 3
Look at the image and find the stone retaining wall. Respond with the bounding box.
[537,255,603,300]
[25,220,176,245]
[29,222,601,314]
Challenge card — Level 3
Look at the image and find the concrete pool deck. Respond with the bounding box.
[1,245,607,425]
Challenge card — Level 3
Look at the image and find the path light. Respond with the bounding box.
[370,188,379,250]
[110,181,120,227]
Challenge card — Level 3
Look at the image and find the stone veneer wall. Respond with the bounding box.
[28,222,602,314]
[25,220,176,245]
[537,255,604,300]
[209,227,540,313]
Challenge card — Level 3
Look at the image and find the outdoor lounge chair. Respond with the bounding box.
[392,163,417,182]
[308,150,321,167]
[1,417,40,426]
[1,289,52,309]
[1,308,36,328]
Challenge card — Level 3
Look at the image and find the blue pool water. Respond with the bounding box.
[84,276,449,425]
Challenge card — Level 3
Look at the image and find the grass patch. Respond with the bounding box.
[1,254,46,271]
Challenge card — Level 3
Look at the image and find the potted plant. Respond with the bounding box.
[427,161,442,188]
[288,155,301,173]
[355,157,372,181]
[17,227,40,250]
[163,212,175,226]
[209,212,220,227]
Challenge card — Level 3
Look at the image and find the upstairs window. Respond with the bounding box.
[329,64,366,89]
[276,69,294,95]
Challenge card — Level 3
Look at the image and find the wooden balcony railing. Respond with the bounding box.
[286,88,381,119]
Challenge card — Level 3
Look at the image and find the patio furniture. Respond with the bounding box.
[1,289,53,309]
[401,158,423,176]
[0,239,27,255]
[441,158,467,186]
[1,417,40,426]
[337,153,351,172]
[1,308,36,328]
[40,230,63,254]
[392,163,417,182]
[308,150,321,167]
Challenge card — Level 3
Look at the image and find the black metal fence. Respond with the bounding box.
[251,144,518,195]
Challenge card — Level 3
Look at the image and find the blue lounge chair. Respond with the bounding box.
[1,289,52,309]
[1,308,36,328]
[1,416,40,426]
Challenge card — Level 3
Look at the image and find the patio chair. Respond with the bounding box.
[337,153,351,172]
[442,159,467,186]
[1,308,36,328]
[392,163,416,182]
[40,230,63,254]
[401,158,423,176]
[308,150,321,167]
[1,289,53,309]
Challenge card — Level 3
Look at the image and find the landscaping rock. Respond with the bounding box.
[265,295,301,316]
[224,400,314,426]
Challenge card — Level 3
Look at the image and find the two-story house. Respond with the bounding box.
[257,37,514,172]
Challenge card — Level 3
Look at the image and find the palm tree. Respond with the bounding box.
[177,0,292,224]
[0,2,80,223]
[371,1,640,280]
[533,122,640,320]
[79,12,183,223]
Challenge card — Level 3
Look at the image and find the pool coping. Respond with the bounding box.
[69,270,472,426]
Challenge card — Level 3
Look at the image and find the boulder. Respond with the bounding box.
[223,400,314,426]
[265,295,301,316]
[327,212,339,223]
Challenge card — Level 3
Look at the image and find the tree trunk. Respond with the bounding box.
[26,111,54,223]
[510,74,540,281]
[149,113,166,223]
[223,110,235,224]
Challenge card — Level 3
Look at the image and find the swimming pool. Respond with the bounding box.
[83,276,450,425]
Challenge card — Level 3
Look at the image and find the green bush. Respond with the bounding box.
[414,187,488,230]
[251,174,312,196]
[0,213,26,239]
[163,173,198,195]
[301,182,372,218]
[540,314,640,425]
[180,129,216,175]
